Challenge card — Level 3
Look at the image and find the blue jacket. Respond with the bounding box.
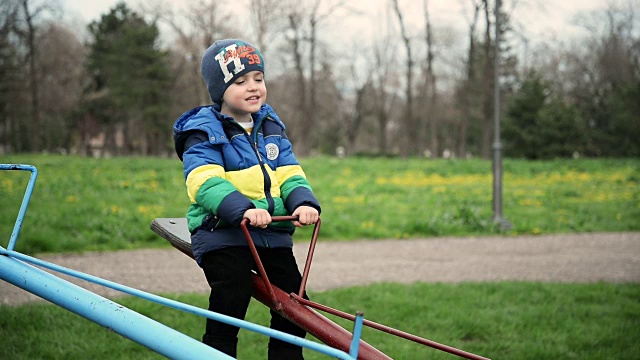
[173,103,320,264]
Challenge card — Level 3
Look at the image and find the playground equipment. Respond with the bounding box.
[1,163,490,359]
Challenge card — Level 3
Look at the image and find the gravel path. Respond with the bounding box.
[2,232,639,306]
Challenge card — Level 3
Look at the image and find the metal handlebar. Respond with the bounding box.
[240,216,321,309]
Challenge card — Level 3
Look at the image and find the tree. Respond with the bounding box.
[278,0,348,156]
[574,3,640,157]
[457,0,483,158]
[422,0,439,157]
[36,24,86,153]
[0,1,23,153]
[85,2,170,155]
[249,0,283,54]
[503,71,545,159]
[6,0,53,152]
[504,70,586,159]
[391,0,417,156]
[371,34,401,155]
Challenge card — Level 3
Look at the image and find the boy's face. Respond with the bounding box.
[221,70,266,121]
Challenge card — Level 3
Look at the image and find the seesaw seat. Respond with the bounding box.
[150,218,193,258]
[149,217,392,360]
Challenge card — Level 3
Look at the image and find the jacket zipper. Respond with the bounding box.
[237,113,274,248]
[252,114,275,216]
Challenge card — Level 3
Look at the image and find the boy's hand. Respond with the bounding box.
[292,206,319,227]
[243,208,271,228]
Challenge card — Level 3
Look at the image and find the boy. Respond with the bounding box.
[173,39,320,359]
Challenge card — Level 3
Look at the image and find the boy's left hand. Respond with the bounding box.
[291,206,319,227]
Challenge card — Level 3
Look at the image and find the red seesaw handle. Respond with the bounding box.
[240,216,321,309]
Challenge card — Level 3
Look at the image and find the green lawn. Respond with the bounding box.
[1,282,638,359]
[1,155,638,359]
[1,155,638,254]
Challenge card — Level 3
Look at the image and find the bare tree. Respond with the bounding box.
[422,0,438,157]
[342,55,374,154]
[371,34,401,155]
[144,0,235,106]
[284,8,308,154]
[459,0,482,158]
[280,0,348,155]
[562,2,640,156]
[249,0,283,54]
[0,1,23,154]
[36,23,86,152]
[308,1,346,148]
[14,0,51,151]
[391,0,417,156]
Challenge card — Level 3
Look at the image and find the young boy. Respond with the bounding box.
[173,39,320,359]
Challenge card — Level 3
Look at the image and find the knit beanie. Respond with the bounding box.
[200,39,265,104]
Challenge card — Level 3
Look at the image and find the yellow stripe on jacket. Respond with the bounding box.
[186,164,226,203]
[276,164,307,184]
[223,165,282,200]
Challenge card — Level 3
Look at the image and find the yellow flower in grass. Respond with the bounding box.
[137,204,163,216]
[360,221,376,229]
[1,179,14,193]
[66,195,79,203]
[332,195,365,204]
[532,228,541,234]
[136,180,159,192]
[376,172,490,187]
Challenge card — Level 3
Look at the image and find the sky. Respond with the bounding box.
[61,0,608,43]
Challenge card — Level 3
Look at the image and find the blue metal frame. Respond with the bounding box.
[0,253,232,359]
[1,163,364,359]
[1,164,38,251]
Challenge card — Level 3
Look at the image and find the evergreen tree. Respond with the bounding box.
[0,2,29,153]
[85,2,170,155]
[504,71,586,159]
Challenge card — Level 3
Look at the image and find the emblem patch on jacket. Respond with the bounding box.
[265,143,279,160]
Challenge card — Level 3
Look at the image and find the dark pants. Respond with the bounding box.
[200,246,307,359]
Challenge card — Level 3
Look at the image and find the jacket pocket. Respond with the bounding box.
[201,214,221,231]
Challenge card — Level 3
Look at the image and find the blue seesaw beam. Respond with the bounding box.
[0,251,232,359]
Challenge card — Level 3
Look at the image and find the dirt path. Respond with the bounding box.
[2,232,639,306]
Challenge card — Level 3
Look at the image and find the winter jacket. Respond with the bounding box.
[173,103,321,264]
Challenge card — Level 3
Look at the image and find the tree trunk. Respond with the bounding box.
[424,0,438,157]
[22,0,41,151]
[460,1,481,158]
[392,0,416,157]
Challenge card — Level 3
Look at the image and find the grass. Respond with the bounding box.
[0,155,638,255]
[1,155,638,359]
[1,282,638,359]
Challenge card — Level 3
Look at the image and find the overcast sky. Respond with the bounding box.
[61,0,608,42]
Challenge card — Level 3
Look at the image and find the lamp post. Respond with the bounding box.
[492,0,512,230]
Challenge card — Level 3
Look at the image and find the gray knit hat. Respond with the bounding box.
[200,39,265,104]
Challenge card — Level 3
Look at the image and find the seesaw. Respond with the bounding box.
[1,163,488,359]
[151,216,489,360]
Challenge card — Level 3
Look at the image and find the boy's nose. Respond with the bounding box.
[247,80,257,90]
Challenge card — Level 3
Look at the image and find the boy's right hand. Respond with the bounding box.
[243,209,271,228]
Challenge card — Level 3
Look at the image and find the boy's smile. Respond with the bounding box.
[221,70,266,123]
